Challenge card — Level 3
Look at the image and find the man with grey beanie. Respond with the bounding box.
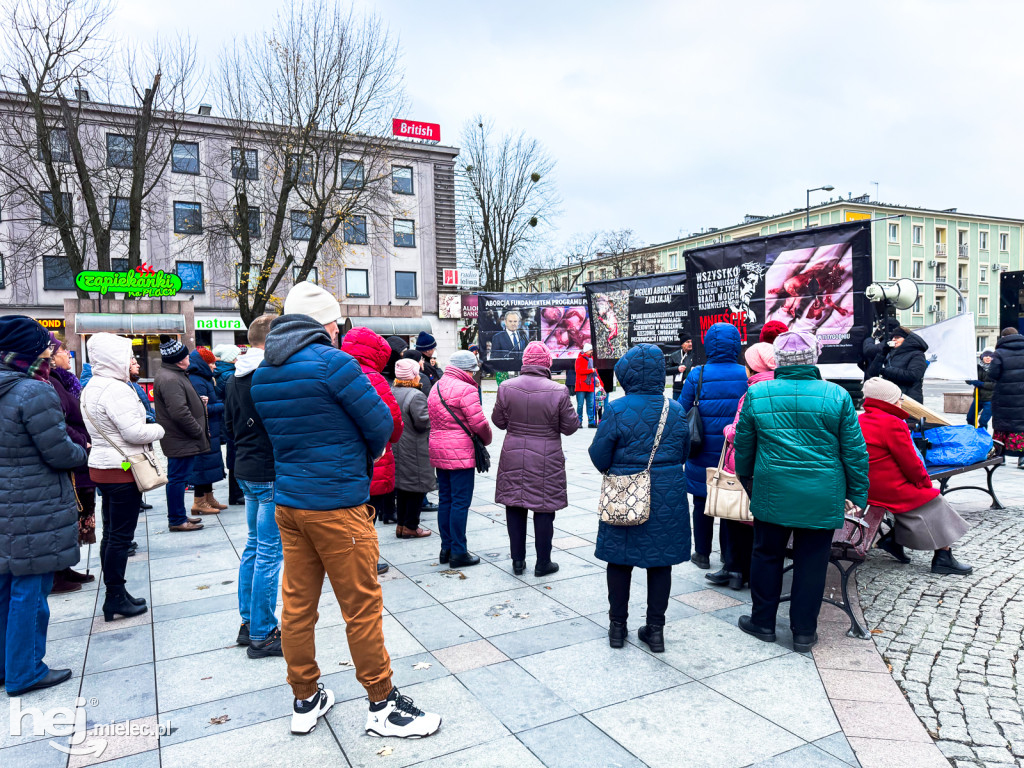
[733,331,869,653]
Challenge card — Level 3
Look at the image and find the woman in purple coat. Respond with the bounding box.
[492,341,579,576]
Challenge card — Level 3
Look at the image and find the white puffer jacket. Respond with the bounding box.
[81,334,165,469]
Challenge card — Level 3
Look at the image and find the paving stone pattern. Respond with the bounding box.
[0,388,870,767]
[859,496,1024,768]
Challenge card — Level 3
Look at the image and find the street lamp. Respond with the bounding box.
[806,185,835,229]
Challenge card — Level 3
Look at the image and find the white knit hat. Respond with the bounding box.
[212,344,240,363]
[863,377,903,405]
[284,281,341,325]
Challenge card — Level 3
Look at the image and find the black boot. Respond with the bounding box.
[727,572,746,590]
[608,621,627,649]
[875,530,911,564]
[534,561,560,577]
[103,586,148,622]
[439,549,450,564]
[691,553,711,569]
[932,549,973,575]
[637,624,665,653]
[705,568,730,586]
[512,560,526,576]
[124,590,147,607]
[1018,455,1024,469]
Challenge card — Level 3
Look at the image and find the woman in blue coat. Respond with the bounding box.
[589,344,690,654]
[187,349,227,512]
[678,323,747,570]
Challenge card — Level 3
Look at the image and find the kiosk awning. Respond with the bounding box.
[74,314,186,335]
[342,317,430,337]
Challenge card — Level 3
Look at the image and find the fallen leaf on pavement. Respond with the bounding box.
[870,629,883,634]
[440,569,467,580]
[544,586,552,590]
[197,585,210,590]
[209,715,230,725]
[377,746,393,756]
[201,676,212,680]
[338,660,354,668]
[412,662,432,670]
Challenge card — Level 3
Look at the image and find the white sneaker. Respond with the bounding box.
[365,688,442,738]
[291,684,335,734]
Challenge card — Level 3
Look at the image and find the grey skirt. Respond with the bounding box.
[894,495,970,550]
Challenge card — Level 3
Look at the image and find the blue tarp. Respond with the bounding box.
[914,426,992,467]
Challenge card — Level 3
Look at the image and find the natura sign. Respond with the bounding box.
[75,263,182,297]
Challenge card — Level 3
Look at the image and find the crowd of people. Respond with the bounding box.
[2,287,1017,739]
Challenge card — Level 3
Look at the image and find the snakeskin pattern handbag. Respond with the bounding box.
[598,398,669,527]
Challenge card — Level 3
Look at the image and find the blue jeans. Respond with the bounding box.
[0,572,53,692]
[966,400,991,429]
[166,456,196,526]
[576,391,595,424]
[437,468,475,557]
[237,480,282,642]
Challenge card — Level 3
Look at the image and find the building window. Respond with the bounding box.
[587,270,594,282]
[109,196,130,231]
[231,148,258,180]
[599,268,606,279]
[292,266,318,284]
[40,192,73,226]
[977,336,989,353]
[286,154,313,184]
[911,261,922,280]
[913,296,922,314]
[1000,232,1009,252]
[0,254,5,289]
[39,128,71,163]
[979,297,988,316]
[171,142,200,175]
[980,266,988,283]
[346,268,369,298]
[111,257,129,272]
[173,202,202,234]
[290,210,313,240]
[176,261,204,292]
[887,259,899,279]
[395,271,417,299]
[42,255,74,290]
[392,166,413,194]
[343,215,367,244]
[979,231,989,251]
[234,207,261,239]
[341,159,363,190]
[106,134,133,168]
[912,225,923,246]
[393,219,415,247]
[887,222,899,243]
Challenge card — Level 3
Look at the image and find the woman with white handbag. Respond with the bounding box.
[82,333,165,622]
[589,344,690,654]
[707,342,777,590]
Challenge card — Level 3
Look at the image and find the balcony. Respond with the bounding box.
[934,281,947,292]
[958,244,970,260]
[958,279,969,292]
[936,311,947,322]
[935,243,948,257]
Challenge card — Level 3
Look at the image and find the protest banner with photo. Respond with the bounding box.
[478,292,589,371]
[684,220,872,364]
[583,272,689,368]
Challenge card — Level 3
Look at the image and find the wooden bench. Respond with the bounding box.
[780,504,887,640]
[926,457,1005,510]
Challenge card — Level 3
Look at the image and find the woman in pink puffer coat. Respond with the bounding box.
[711,342,776,591]
[427,350,492,568]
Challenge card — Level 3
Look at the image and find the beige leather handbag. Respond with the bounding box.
[705,438,752,522]
[84,406,168,493]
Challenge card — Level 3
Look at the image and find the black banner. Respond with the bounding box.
[583,272,689,368]
[478,292,588,372]
[684,220,872,365]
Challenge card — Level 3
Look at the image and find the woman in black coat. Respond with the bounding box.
[989,329,1024,466]
[879,328,929,403]
[0,316,86,696]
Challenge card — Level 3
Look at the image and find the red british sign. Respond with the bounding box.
[393,118,440,142]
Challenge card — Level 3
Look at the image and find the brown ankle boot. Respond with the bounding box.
[207,493,228,510]
[191,495,220,515]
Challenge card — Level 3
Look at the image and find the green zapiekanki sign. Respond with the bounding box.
[75,269,182,297]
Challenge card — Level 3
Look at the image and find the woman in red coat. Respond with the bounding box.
[574,344,597,427]
[341,327,404,524]
[858,378,972,575]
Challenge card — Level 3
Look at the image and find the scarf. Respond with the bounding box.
[1,351,51,381]
[393,378,422,390]
[52,365,83,397]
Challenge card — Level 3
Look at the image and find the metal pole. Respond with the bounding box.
[806,189,810,229]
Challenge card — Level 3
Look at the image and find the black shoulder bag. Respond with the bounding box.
[437,386,491,473]
[685,366,704,459]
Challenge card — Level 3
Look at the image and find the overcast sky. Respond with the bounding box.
[112,0,1023,250]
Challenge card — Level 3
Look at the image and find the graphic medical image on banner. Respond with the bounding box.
[590,290,629,359]
[477,292,588,371]
[765,242,854,346]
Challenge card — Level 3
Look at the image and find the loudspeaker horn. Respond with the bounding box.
[865,278,919,311]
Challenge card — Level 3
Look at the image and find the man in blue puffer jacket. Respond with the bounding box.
[678,323,747,570]
[250,281,442,741]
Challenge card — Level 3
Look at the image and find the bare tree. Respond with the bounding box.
[0,0,199,295]
[458,116,559,291]
[195,1,405,324]
[600,228,644,277]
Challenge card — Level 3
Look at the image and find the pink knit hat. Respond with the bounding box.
[744,342,777,373]
[522,341,552,368]
[395,358,420,380]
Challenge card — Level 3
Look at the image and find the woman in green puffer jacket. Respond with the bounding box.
[733,331,868,654]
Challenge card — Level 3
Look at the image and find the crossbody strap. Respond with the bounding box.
[437,385,473,440]
[82,400,131,462]
[645,398,671,472]
[695,365,704,406]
